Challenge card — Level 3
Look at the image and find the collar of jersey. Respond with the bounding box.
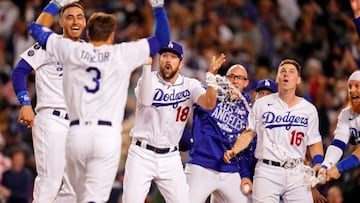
[156,72,184,87]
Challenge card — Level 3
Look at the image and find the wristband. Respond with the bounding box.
[43,1,61,16]
[206,72,218,90]
[312,154,324,165]
[336,154,360,173]
[16,90,31,106]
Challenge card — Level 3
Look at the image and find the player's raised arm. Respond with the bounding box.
[27,0,78,48]
[137,58,153,106]
[147,0,170,57]
[196,53,226,109]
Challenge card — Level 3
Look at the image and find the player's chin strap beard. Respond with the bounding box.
[156,72,184,87]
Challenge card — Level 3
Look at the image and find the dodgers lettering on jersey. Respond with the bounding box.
[262,111,308,130]
[153,88,191,108]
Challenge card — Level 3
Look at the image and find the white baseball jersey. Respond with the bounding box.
[20,43,75,202]
[332,107,358,144]
[249,93,322,161]
[123,72,204,203]
[20,43,66,112]
[45,34,149,125]
[129,72,205,147]
[45,33,150,202]
[322,107,359,167]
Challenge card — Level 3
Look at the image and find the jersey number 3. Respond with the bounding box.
[84,67,101,93]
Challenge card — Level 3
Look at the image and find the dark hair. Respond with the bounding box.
[278,59,301,74]
[87,12,116,42]
[59,2,85,18]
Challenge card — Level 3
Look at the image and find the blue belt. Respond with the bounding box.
[135,140,177,154]
[52,110,69,120]
[69,120,112,127]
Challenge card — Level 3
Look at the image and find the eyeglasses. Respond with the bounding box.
[226,74,248,81]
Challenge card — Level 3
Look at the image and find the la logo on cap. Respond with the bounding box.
[168,41,174,48]
[264,80,270,87]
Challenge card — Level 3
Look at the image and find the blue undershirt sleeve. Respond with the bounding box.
[11,59,33,94]
[147,7,170,56]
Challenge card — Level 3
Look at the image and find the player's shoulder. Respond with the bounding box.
[20,43,54,67]
[182,75,202,85]
[338,106,352,118]
[22,43,45,56]
[254,93,276,105]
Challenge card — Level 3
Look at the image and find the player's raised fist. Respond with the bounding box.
[149,0,164,8]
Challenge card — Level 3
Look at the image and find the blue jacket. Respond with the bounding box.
[186,94,257,179]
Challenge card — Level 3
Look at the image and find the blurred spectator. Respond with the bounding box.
[0,0,19,38]
[0,133,10,183]
[326,185,343,203]
[0,147,33,203]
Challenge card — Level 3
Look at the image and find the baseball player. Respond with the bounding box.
[11,2,86,202]
[184,64,255,203]
[317,0,360,182]
[26,0,171,202]
[320,70,360,181]
[224,59,324,203]
[254,79,278,100]
[122,41,226,203]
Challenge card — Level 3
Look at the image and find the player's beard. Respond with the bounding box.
[159,64,178,81]
[348,95,360,114]
[349,99,360,114]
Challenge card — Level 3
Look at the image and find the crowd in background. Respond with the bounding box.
[0,0,359,202]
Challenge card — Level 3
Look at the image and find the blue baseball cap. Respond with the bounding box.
[255,79,277,93]
[159,41,184,60]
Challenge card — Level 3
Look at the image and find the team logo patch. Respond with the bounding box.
[28,50,34,57]
[34,44,41,50]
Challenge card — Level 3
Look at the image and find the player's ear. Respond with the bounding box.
[178,60,184,70]
[59,18,64,28]
[296,76,302,85]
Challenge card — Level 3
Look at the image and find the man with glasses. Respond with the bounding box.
[184,64,256,203]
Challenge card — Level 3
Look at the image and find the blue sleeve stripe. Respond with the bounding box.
[27,23,53,48]
[312,154,324,165]
[336,154,360,173]
[153,7,170,49]
[11,59,33,94]
[330,139,346,151]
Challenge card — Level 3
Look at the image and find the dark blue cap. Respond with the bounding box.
[255,79,277,93]
[159,41,183,60]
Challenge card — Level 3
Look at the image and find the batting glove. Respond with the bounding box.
[149,0,164,7]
